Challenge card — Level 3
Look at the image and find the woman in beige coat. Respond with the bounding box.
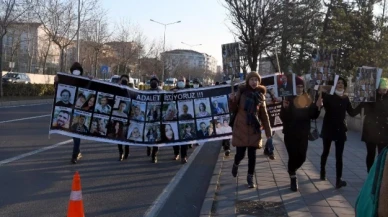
[229,72,272,188]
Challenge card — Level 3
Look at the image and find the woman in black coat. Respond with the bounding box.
[280,76,321,192]
[319,77,361,189]
[360,78,388,172]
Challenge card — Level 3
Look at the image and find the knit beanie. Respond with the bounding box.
[246,71,261,84]
[295,76,304,86]
[380,78,388,89]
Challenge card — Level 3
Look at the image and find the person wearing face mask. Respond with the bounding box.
[59,62,90,164]
[357,78,388,172]
[146,76,162,163]
[171,76,190,163]
[117,75,130,161]
[192,78,202,89]
[318,76,361,188]
[229,71,272,188]
[280,76,321,191]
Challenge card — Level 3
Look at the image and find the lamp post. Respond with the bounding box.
[181,42,202,50]
[150,19,181,81]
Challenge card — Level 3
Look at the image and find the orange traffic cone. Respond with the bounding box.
[67,171,85,217]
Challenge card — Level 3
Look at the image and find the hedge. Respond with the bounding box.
[3,83,55,97]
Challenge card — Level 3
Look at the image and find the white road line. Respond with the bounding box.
[0,103,51,109]
[143,143,206,217]
[0,114,51,124]
[0,139,72,166]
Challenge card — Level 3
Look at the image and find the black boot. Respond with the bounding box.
[336,178,347,189]
[147,147,151,156]
[320,170,326,181]
[247,174,256,188]
[118,154,124,161]
[232,163,238,177]
[224,150,230,157]
[290,176,298,192]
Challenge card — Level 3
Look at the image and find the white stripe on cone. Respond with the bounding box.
[70,190,83,201]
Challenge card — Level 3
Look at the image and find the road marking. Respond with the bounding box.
[0,139,72,166]
[143,143,206,217]
[0,114,51,124]
[0,103,51,109]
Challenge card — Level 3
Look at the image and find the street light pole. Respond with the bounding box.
[150,19,181,81]
[76,0,81,62]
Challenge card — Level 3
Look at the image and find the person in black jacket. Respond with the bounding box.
[360,78,388,172]
[146,76,163,163]
[117,75,130,161]
[171,76,190,164]
[318,76,361,188]
[280,76,321,192]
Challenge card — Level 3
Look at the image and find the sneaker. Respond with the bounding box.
[118,154,124,161]
[172,155,179,161]
[269,154,276,160]
[71,153,82,164]
[224,150,231,157]
[152,156,157,163]
[247,174,256,188]
[181,157,187,164]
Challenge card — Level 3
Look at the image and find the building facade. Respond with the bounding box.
[161,49,217,78]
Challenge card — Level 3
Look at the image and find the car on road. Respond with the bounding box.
[2,73,31,84]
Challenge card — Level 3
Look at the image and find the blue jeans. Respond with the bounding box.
[72,137,81,158]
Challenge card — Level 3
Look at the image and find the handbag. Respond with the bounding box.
[308,119,319,141]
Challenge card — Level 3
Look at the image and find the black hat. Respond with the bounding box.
[193,78,200,84]
[70,62,83,75]
[150,76,159,83]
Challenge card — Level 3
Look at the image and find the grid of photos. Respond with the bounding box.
[51,74,241,146]
[353,67,377,102]
[276,74,295,97]
[55,84,76,107]
[310,49,338,86]
[74,88,96,111]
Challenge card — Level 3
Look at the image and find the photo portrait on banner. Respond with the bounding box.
[55,84,76,107]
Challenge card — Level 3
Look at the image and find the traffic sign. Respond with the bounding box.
[100,65,109,74]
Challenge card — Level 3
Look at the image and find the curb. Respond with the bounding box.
[199,147,225,217]
[0,98,53,107]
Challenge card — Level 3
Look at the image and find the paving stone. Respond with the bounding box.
[307,205,334,214]
[331,207,355,216]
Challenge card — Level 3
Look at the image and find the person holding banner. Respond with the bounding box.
[116,75,130,161]
[229,71,272,188]
[358,78,388,172]
[280,76,321,192]
[318,76,361,188]
[146,76,162,163]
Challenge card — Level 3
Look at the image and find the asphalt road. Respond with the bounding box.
[0,103,219,217]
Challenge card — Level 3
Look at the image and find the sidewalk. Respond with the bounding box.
[201,122,366,217]
[0,98,53,107]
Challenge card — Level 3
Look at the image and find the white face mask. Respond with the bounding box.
[193,84,199,88]
[177,81,185,89]
[335,90,344,96]
[72,70,81,76]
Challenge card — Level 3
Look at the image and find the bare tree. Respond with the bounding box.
[33,0,98,72]
[0,0,29,97]
[224,0,281,71]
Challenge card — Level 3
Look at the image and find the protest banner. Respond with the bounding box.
[222,42,241,78]
[51,73,238,147]
[352,67,381,102]
[261,74,283,131]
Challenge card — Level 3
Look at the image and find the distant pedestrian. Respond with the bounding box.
[116,75,130,161]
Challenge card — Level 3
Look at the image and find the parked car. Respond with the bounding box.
[2,73,31,84]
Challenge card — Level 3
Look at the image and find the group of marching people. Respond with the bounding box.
[228,71,388,193]
[55,62,231,165]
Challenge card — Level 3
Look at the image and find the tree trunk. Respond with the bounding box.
[60,47,65,72]
[42,40,51,74]
[280,0,290,74]
[94,51,98,77]
[0,35,4,97]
